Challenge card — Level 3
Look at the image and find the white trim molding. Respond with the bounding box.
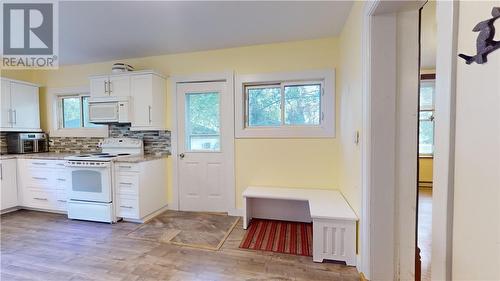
[47,86,109,138]
[169,71,235,213]
[235,69,335,138]
[431,1,458,280]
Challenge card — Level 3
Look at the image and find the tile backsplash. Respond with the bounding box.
[0,132,7,154]
[48,124,171,155]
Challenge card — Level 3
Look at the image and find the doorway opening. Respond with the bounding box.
[417,1,437,281]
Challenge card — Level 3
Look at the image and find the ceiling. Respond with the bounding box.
[59,1,354,65]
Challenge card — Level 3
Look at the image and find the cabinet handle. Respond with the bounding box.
[109,80,112,94]
[120,205,133,209]
[57,199,67,203]
[104,80,108,94]
[33,177,47,180]
[120,165,132,169]
[13,109,17,124]
[56,178,66,181]
[148,106,152,124]
[119,182,133,185]
[0,163,2,180]
[32,162,47,165]
[34,197,48,201]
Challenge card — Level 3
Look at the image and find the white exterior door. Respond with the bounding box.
[177,82,232,212]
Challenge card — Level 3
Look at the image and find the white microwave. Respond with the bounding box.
[88,96,132,124]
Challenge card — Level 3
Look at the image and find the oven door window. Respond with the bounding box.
[72,170,102,193]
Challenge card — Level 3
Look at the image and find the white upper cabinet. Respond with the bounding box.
[89,71,166,131]
[109,75,131,97]
[0,78,41,132]
[89,74,131,97]
[89,76,108,97]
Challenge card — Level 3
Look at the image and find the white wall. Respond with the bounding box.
[452,1,500,280]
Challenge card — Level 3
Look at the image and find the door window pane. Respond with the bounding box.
[284,84,321,125]
[247,86,281,127]
[62,97,82,128]
[185,92,220,151]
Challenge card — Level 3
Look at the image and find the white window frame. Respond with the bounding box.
[48,86,108,138]
[235,69,335,138]
[419,78,436,156]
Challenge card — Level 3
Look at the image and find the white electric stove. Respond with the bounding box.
[64,138,143,223]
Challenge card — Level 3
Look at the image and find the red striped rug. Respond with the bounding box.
[239,219,313,256]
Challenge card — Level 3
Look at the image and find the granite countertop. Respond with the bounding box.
[0,152,73,160]
[0,152,168,163]
[114,154,169,163]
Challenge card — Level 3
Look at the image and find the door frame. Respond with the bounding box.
[170,71,236,214]
[361,1,424,280]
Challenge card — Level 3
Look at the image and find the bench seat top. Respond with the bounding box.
[243,186,358,221]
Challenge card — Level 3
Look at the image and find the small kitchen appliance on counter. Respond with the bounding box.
[64,138,143,223]
[6,132,48,154]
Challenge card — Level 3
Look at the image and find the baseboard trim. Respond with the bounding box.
[123,205,169,223]
[360,272,369,281]
[228,208,243,217]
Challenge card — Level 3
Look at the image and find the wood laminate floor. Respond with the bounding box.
[1,210,359,281]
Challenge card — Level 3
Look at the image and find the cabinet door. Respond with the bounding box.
[109,75,130,97]
[1,159,18,210]
[131,74,153,127]
[0,79,12,128]
[10,82,40,130]
[90,77,109,97]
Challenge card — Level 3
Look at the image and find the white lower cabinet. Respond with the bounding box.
[17,159,69,212]
[1,159,18,211]
[115,158,167,222]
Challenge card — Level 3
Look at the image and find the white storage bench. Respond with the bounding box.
[243,186,358,266]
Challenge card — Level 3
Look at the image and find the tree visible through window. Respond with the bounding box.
[419,80,435,155]
[245,82,322,128]
[60,96,101,129]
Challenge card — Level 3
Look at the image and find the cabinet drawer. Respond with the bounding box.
[54,170,70,190]
[55,190,68,211]
[23,189,55,210]
[28,160,55,169]
[116,173,139,195]
[27,168,56,188]
[116,195,139,219]
[116,163,140,173]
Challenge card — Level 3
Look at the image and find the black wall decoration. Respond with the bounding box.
[458,7,500,65]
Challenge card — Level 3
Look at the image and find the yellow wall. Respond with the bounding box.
[418,157,433,183]
[11,37,342,209]
[337,1,363,216]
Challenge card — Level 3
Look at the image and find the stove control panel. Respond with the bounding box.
[65,161,110,168]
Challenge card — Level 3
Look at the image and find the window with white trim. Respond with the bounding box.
[419,78,435,155]
[245,81,323,128]
[235,70,335,138]
[58,95,102,129]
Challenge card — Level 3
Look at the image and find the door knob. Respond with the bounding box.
[179,153,185,159]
